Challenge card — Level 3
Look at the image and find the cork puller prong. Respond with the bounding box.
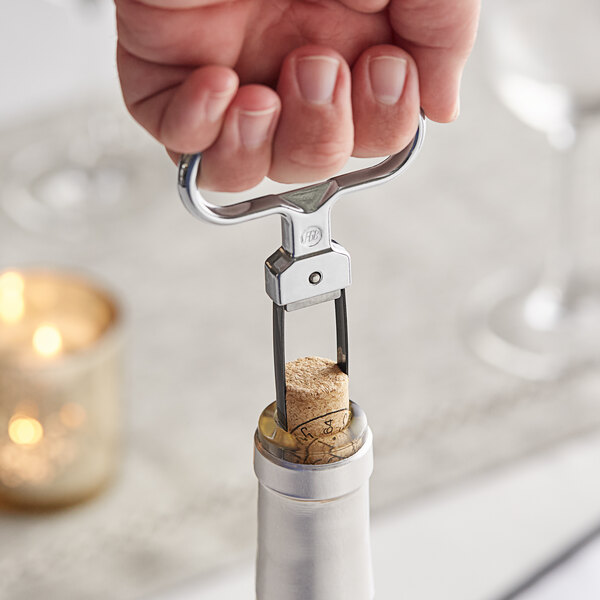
[272,291,348,430]
[178,113,426,430]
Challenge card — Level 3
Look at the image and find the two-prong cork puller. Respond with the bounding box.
[178,114,425,600]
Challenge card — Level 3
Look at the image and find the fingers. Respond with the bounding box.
[122,41,422,190]
[119,42,280,191]
[157,67,239,153]
[269,46,354,183]
[351,44,420,157]
[117,44,239,153]
[389,0,480,122]
[119,41,426,191]
[181,43,420,189]
[199,85,281,191]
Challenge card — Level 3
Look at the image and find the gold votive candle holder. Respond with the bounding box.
[0,268,122,509]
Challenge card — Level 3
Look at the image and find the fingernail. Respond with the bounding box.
[238,107,277,149]
[296,56,340,104]
[206,88,235,123]
[369,56,407,105]
[452,96,461,120]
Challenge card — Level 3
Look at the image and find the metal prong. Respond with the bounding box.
[335,289,349,375]
[274,290,348,432]
[273,303,287,430]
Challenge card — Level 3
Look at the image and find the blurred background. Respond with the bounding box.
[1,1,600,599]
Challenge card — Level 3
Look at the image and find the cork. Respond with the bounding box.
[285,356,350,445]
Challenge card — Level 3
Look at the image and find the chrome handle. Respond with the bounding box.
[177,112,426,227]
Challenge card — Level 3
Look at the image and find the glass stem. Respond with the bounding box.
[536,127,582,303]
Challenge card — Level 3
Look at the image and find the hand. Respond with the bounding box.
[116,0,479,191]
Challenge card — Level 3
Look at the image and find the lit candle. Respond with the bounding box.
[32,324,63,357]
[0,269,122,508]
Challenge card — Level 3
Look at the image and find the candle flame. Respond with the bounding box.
[33,324,63,357]
[0,271,25,323]
[0,272,24,293]
[8,416,44,446]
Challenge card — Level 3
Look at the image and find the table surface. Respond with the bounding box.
[1,11,600,600]
[150,431,600,600]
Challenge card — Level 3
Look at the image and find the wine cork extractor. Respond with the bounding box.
[179,112,424,600]
[276,356,360,464]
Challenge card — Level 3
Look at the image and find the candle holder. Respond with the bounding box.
[0,268,122,509]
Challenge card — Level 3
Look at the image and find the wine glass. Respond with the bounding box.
[0,0,161,242]
[462,0,600,380]
[0,103,164,242]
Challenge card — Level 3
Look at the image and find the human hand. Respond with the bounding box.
[116,0,479,191]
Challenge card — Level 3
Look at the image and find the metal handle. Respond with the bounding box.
[177,112,426,226]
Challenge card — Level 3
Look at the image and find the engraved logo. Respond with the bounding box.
[300,226,322,247]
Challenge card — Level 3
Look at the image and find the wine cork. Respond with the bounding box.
[285,356,350,444]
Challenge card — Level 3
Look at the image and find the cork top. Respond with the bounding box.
[286,356,347,404]
[284,357,350,443]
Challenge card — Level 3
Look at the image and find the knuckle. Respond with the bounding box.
[287,140,351,171]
